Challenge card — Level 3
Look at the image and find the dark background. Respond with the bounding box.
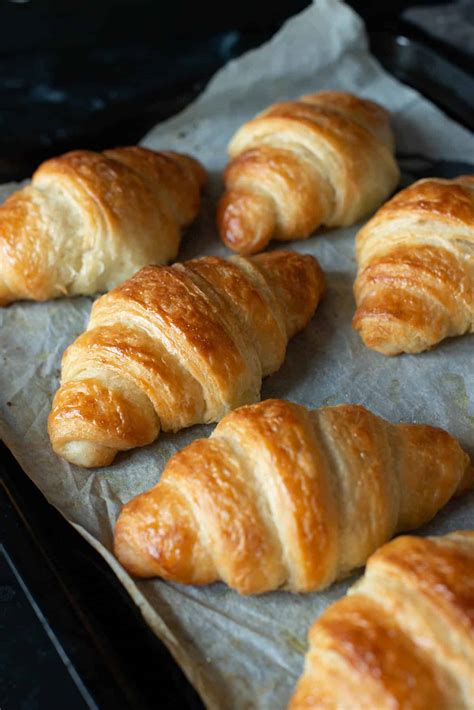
[0,1,473,709]
[1,0,471,181]
[0,0,312,180]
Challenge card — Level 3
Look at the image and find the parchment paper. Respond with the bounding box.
[1,1,473,707]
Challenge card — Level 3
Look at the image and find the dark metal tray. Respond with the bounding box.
[1,26,473,710]
[370,27,473,131]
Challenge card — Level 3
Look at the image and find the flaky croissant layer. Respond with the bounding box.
[48,252,325,468]
[0,146,206,304]
[114,400,473,594]
[353,175,474,354]
[218,90,400,254]
[289,531,474,709]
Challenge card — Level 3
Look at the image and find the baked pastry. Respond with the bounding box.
[353,176,474,354]
[113,399,473,594]
[0,147,206,304]
[48,252,324,468]
[289,530,474,709]
[217,90,399,255]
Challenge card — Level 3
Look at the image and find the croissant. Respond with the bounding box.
[0,146,207,305]
[289,530,474,709]
[113,399,473,594]
[353,175,474,354]
[48,252,324,468]
[217,90,400,255]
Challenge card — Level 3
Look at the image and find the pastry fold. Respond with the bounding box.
[290,530,474,709]
[114,399,473,593]
[49,253,324,467]
[0,147,206,304]
[353,175,474,354]
[218,91,399,254]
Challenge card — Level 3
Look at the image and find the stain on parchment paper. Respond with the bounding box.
[388,378,401,405]
[322,395,340,407]
[281,631,307,655]
[441,373,474,425]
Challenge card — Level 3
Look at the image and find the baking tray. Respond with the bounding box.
[1,28,473,710]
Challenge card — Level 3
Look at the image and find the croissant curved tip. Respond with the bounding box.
[352,312,431,356]
[114,481,216,584]
[114,510,160,578]
[217,189,276,255]
[175,151,208,189]
[252,250,326,338]
[54,440,117,468]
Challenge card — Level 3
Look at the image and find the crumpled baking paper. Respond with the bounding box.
[0,1,473,707]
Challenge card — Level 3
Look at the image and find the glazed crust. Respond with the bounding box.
[48,252,325,468]
[0,147,207,304]
[217,90,399,254]
[113,400,473,594]
[289,530,474,709]
[353,175,474,354]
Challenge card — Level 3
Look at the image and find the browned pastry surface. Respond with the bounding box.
[48,252,325,468]
[217,90,399,254]
[114,400,473,594]
[0,146,206,304]
[289,530,474,709]
[353,175,474,354]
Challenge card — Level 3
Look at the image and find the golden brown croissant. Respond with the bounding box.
[48,252,324,468]
[353,175,474,354]
[113,399,473,594]
[217,90,400,255]
[289,530,474,709]
[0,146,206,305]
